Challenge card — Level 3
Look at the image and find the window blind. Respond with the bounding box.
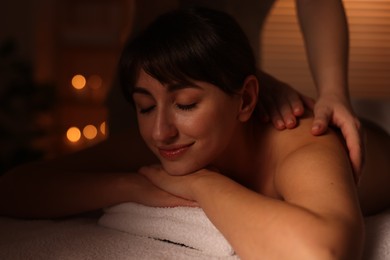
[261,0,390,99]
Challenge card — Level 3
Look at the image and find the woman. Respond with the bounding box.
[114,0,363,175]
[0,7,389,259]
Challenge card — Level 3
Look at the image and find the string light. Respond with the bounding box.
[71,74,86,90]
[66,73,107,148]
[66,127,81,142]
[100,121,106,135]
[83,124,98,140]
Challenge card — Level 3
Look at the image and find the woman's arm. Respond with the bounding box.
[0,130,193,218]
[141,122,364,259]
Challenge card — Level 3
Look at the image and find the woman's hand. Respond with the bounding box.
[130,173,198,207]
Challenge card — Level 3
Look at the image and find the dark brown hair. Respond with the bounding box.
[119,7,257,103]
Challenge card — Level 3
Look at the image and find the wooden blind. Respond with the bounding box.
[261,0,390,99]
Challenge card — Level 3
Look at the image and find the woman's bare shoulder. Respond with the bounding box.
[254,114,350,196]
[266,114,359,219]
[268,113,346,161]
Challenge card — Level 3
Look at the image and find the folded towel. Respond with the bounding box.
[98,202,235,257]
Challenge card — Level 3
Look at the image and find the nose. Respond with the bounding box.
[152,109,178,143]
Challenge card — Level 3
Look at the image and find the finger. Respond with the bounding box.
[341,118,364,181]
[311,107,331,135]
[277,99,297,129]
[262,95,286,130]
[268,102,286,130]
[311,118,329,135]
[288,94,305,117]
[357,119,366,183]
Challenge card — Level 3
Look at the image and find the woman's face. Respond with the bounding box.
[132,70,243,175]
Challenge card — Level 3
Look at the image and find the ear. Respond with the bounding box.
[237,75,259,122]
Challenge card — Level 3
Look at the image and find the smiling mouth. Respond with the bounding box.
[158,143,194,160]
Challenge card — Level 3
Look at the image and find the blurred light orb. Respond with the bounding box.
[66,127,81,142]
[88,75,103,89]
[83,125,98,140]
[71,74,86,90]
[100,121,106,135]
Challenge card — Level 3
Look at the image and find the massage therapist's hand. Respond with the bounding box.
[257,71,363,181]
[311,94,364,180]
[139,165,218,202]
[257,71,315,129]
[130,173,197,207]
[260,85,363,180]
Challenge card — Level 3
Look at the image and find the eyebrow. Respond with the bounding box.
[132,83,202,95]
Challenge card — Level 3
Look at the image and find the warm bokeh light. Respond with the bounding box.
[100,121,106,135]
[83,124,98,140]
[66,127,81,142]
[88,75,103,89]
[71,74,86,90]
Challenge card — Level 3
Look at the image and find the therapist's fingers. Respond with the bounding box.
[338,117,364,181]
[266,97,286,130]
[311,106,331,135]
[259,93,286,129]
[288,93,305,117]
[277,98,296,129]
[311,101,364,180]
[273,86,304,129]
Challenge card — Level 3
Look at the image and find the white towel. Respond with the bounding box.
[0,216,239,260]
[98,202,235,257]
[363,209,390,260]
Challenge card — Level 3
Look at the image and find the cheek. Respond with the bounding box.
[177,109,214,134]
[177,106,237,139]
[137,117,153,143]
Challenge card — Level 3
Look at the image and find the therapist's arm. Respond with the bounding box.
[296,0,363,176]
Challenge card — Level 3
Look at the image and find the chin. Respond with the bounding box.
[161,161,204,176]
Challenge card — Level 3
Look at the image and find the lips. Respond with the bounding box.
[158,143,194,160]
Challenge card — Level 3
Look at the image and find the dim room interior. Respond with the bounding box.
[0,0,389,259]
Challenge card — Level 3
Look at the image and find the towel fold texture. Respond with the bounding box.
[98,202,235,257]
[1,209,390,259]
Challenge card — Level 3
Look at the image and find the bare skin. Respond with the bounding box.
[134,0,364,176]
[0,115,388,218]
[138,114,364,259]
[0,72,388,260]
[0,112,388,259]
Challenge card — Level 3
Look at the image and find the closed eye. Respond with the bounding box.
[176,103,197,111]
[139,105,155,114]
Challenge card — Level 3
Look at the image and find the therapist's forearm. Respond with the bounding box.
[296,0,350,98]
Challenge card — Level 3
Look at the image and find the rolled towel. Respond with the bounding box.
[98,202,235,257]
